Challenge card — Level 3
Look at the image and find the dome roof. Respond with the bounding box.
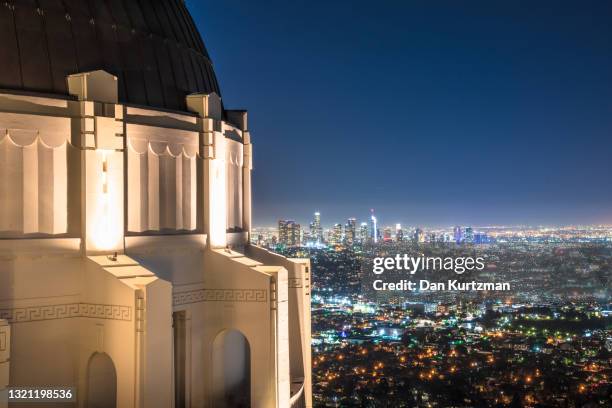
[0,0,221,111]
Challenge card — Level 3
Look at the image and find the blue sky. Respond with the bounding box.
[189,0,612,226]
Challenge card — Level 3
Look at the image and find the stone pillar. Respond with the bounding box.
[186,93,227,248]
[226,109,252,239]
[242,129,253,238]
[67,70,125,255]
[0,320,9,408]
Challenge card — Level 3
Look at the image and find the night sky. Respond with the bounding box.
[189,0,612,227]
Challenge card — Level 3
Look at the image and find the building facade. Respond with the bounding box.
[0,1,311,407]
[344,218,356,246]
[309,212,322,245]
[279,220,302,248]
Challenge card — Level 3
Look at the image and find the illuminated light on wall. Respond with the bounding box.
[208,134,228,247]
[91,150,123,251]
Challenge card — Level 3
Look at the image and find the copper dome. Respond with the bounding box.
[0,0,220,111]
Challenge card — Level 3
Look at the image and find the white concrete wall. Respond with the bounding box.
[126,124,199,233]
[246,245,313,407]
[0,77,312,408]
[197,249,289,407]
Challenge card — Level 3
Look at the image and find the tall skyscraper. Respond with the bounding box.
[465,226,474,243]
[279,220,290,245]
[395,224,404,242]
[345,218,357,245]
[310,211,323,244]
[454,226,464,244]
[369,209,378,243]
[359,222,369,243]
[414,228,425,243]
[330,223,343,245]
[279,220,302,247]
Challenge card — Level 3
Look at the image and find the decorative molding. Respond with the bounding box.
[135,297,145,333]
[0,303,132,323]
[126,139,197,233]
[288,278,302,288]
[0,332,5,351]
[0,134,68,235]
[173,288,267,306]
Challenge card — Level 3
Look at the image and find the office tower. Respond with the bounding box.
[454,226,464,244]
[370,209,378,243]
[310,211,323,244]
[474,232,490,244]
[414,228,425,243]
[0,3,311,407]
[308,222,314,244]
[279,220,302,247]
[359,222,369,243]
[279,220,289,245]
[383,226,392,241]
[330,223,343,245]
[293,224,303,247]
[396,224,404,242]
[465,226,474,243]
[307,221,315,244]
[345,218,357,246]
[304,227,313,244]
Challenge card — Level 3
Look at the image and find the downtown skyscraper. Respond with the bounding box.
[369,209,378,243]
[279,220,302,247]
[345,218,357,245]
[360,222,369,243]
[396,224,404,242]
[454,226,464,244]
[310,211,323,244]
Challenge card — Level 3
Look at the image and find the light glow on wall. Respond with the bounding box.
[209,156,228,247]
[208,134,228,248]
[91,149,122,251]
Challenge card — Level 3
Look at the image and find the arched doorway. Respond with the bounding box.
[212,329,251,407]
[86,352,117,408]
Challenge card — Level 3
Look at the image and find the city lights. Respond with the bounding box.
[254,212,612,407]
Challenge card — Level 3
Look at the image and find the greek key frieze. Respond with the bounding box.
[173,288,267,306]
[0,303,132,323]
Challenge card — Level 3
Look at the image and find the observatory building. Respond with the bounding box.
[0,1,311,407]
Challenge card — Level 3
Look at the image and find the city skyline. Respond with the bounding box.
[255,212,612,252]
[254,209,612,230]
[193,0,612,226]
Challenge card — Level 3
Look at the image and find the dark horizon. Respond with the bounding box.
[190,0,612,226]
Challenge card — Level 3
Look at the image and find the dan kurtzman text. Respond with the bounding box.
[372,279,511,292]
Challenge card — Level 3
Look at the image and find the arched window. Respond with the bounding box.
[86,352,117,408]
[212,329,251,407]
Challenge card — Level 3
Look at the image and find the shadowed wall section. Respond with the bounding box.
[212,329,251,408]
[86,352,117,408]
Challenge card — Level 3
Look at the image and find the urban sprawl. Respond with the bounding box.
[253,211,612,407]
